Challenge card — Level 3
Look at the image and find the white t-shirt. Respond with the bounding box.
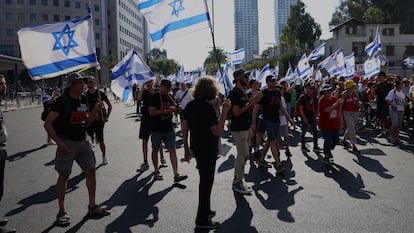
[174,89,193,110]
[385,89,405,112]
[279,97,288,126]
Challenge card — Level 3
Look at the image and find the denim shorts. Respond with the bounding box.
[150,130,176,150]
[264,119,280,141]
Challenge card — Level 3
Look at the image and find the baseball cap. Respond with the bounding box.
[265,75,277,82]
[64,73,87,90]
[233,68,250,80]
[319,84,334,94]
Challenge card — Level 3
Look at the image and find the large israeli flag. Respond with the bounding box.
[17,14,98,80]
[344,52,355,79]
[318,48,346,76]
[297,53,311,80]
[228,48,245,64]
[111,49,155,101]
[365,26,381,58]
[308,42,325,61]
[221,63,235,97]
[138,0,210,47]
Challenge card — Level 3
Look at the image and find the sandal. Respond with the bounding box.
[87,205,110,217]
[56,211,70,226]
[154,171,163,181]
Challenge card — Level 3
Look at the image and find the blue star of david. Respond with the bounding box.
[52,24,79,56]
[169,0,185,17]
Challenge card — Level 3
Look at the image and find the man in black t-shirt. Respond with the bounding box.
[298,83,320,152]
[375,72,393,136]
[44,73,109,226]
[85,76,112,165]
[148,79,187,182]
[228,69,261,195]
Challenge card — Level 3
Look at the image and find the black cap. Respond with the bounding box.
[64,73,87,90]
[265,75,276,82]
[160,79,172,89]
[233,68,250,80]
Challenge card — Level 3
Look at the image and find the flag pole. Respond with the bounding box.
[204,0,227,92]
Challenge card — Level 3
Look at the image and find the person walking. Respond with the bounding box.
[44,73,110,227]
[182,76,231,229]
[340,79,361,154]
[228,69,262,195]
[148,79,187,182]
[318,84,343,163]
[385,79,406,144]
[0,74,16,233]
[85,76,112,165]
[42,87,57,145]
[298,83,320,152]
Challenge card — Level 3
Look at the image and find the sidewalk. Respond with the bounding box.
[0,98,42,112]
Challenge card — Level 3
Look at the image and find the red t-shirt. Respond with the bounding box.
[318,96,341,131]
[343,91,359,112]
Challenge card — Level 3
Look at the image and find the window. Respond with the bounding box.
[94,4,99,11]
[5,13,13,21]
[65,15,70,20]
[386,46,395,56]
[75,1,80,8]
[53,0,58,6]
[5,0,12,4]
[0,45,15,56]
[53,14,60,22]
[30,13,37,21]
[64,0,70,7]
[95,33,100,40]
[6,29,14,37]
[383,28,395,36]
[41,0,48,6]
[17,0,24,4]
[17,13,25,21]
[41,13,48,21]
[95,19,99,26]
[29,0,36,5]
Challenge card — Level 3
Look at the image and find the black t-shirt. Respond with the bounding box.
[140,89,152,121]
[148,92,175,132]
[228,87,250,131]
[299,93,316,117]
[284,90,292,102]
[259,89,281,123]
[184,99,218,156]
[51,93,88,141]
[375,82,393,105]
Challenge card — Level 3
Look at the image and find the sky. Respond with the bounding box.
[158,0,341,71]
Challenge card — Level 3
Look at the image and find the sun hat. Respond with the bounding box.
[64,73,87,90]
[344,79,356,89]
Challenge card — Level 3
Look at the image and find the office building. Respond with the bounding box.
[234,0,259,63]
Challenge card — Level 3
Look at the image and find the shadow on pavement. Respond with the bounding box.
[353,153,394,179]
[6,173,85,217]
[100,173,176,232]
[217,155,235,173]
[7,144,48,161]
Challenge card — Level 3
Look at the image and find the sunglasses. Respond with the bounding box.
[87,81,95,84]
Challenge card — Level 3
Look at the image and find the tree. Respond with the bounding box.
[146,48,167,61]
[280,1,321,51]
[363,6,384,24]
[203,48,227,73]
[148,59,180,76]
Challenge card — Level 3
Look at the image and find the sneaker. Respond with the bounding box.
[196,220,220,229]
[322,157,331,165]
[301,145,310,152]
[137,162,149,172]
[313,146,322,152]
[352,147,360,154]
[160,157,168,167]
[275,163,286,174]
[102,157,108,165]
[232,180,252,195]
[174,174,188,182]
[341,139,350,148]
[258,160,272,169]
[285,150,292,157]
[47,138,56,145]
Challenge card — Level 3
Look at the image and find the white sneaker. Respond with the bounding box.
[47,139,56,145]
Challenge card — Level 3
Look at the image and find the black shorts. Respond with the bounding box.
[86,121,105,142]
[139,119,151,140]
[376,103,389,119]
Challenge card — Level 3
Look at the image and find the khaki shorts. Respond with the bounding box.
[55,139,96,175]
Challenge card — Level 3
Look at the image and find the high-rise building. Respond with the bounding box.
[234,0,259,63]
[274,0,297,46]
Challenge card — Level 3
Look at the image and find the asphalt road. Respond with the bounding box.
[1,101,414,233]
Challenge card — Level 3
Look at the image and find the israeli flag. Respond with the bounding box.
[318,48,346,76]
[363,57,380,79]
[111,49,155,101]
[221,63,235,97]
[404,57,414,68]
[344,52,355,79]
[18,14,98,80]
[365,26,381,58]
[297,53,311,80]
[228,48,245,64]
[308,42,325,61]
[138,0,210,47]
[272,64,279,77]
[257,64,271,89]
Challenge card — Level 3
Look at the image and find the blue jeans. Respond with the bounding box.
[300,115,318,147]
[321,130,339,155]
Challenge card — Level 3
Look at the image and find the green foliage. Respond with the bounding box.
[146,48,167,61]
[280,1,321,51]
[99,53,118,69]
[148,59,180,76]
[363,6,384,23]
